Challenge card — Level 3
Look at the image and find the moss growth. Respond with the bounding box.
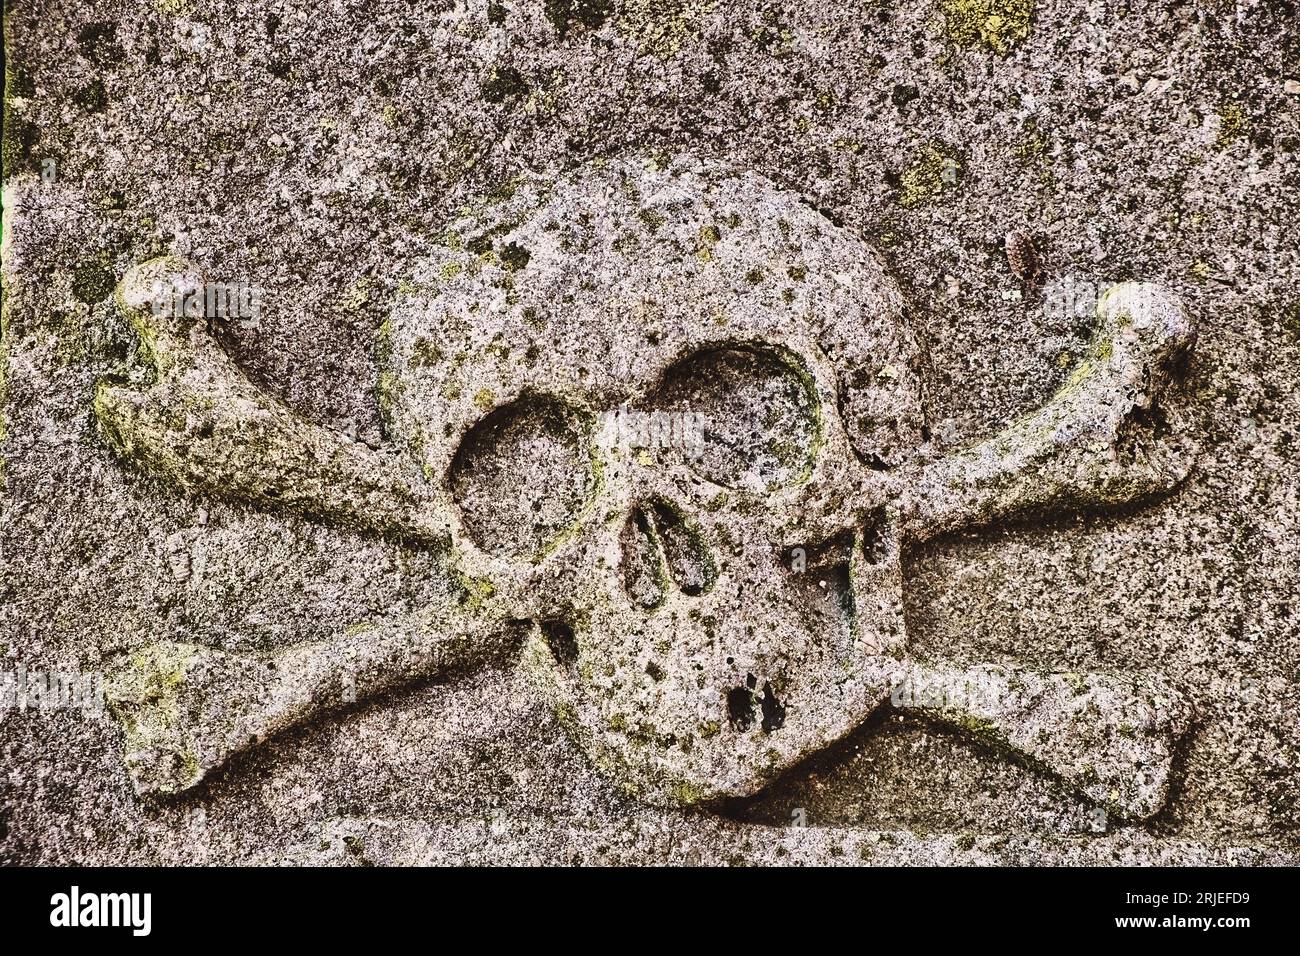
[939,0,1035,55]
[898,142,963,208]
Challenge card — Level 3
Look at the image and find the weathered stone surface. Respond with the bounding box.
[2,0,1297,865]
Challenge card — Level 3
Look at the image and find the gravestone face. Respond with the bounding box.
[1,1,1297,866]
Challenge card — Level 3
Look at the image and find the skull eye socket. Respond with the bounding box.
[649,345,820,492]
[449,395,595,559]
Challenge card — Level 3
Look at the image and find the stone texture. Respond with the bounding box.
[1,0,1298,865]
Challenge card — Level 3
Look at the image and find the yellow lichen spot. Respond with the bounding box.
[898,142,963,208]
[341,278,373,312]
[670,780,706,805]
[695,223,721,263]
[939,0,1035,56]
[619,0,717,59]
[473,387,496,410]
[1216,101,1249,148]
[458,572,496,610]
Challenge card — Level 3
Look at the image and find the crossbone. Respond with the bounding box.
[96,157,1196,819]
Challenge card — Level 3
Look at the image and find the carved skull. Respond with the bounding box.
[95,155,1196,815]
[377,155,1182,805]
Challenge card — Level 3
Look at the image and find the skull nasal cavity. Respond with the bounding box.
[450,396,594,559]
[620,500,716,610]
[648,345,819,492]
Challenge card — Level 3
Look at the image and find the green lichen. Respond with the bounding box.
[748,7,795,58]
[1013,117,1049,163]
[669,779,707,805]
[939,0,1035,56]
[456,572,497,611]
[898,142,963,208]
[637,207,665,232]
[376,370,404,426]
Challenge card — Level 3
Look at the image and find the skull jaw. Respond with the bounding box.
[522,627,905,806]
[518,523,910,807]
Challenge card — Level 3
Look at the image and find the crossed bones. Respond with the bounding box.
[97,158,1197,819]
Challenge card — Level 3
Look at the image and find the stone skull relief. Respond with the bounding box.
[96,156,1197,821]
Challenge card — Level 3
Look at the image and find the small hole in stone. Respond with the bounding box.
[760,681,786,733]
[645,661,665,682]
[727,685,756,731]
[540,620,578,668]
